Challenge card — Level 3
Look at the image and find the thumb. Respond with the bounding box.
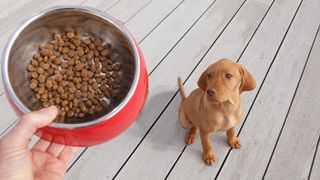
[3,106,58,147]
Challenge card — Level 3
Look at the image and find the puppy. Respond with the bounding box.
[178,59,256,166]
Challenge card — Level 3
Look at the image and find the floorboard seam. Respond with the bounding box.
[138,0,186,44]
[308,130,320,179]
[124,0,154,23]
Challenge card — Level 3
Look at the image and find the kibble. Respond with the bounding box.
[27,30,122,123]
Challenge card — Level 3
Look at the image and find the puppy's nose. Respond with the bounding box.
[207,89,217,96]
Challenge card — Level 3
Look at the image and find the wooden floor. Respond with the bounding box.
[1,0,320,179]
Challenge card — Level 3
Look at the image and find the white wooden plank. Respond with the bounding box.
[0,95,18,134]
[214,0,320,179]
[263,26,320,180]
[167,0,309,178]
[138,0,216,72]
[0,0,22,10]
[125,0,184,42]
[310,137,320,180]
[42,0,87,7]
[65,0,256,179]
[81,0,120,10]
[0,63,3,95]
[114,0,275,179]
[0,0,54,34]
[106,0,152,22]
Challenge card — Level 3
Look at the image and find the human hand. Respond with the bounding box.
[0,106,78,180]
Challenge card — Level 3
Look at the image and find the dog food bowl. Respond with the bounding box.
[2,6,148,146]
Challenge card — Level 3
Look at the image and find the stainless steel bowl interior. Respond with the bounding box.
[3,7,139,128]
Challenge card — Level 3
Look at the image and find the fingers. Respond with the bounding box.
[3,106,58,147]
[32,138,78,165]
[46,143,65,157]
[58,146,79,165]
[32,139,51,152]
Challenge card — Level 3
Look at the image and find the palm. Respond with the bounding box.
[29,139,77,180]
[31,149,66,180]
[0,106,78,180]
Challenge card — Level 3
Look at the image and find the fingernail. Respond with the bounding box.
[39,106,58,116]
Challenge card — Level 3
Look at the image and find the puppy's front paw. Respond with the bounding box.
[185,133,195,145]
[228,137,241,149]
[203,152,216,166]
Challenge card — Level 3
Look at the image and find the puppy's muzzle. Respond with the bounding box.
[206,88,217,97]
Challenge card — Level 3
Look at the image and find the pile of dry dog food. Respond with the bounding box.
[27,31,122,122]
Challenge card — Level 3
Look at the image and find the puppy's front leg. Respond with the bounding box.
[226,127,241,149]
[199,129,216,166]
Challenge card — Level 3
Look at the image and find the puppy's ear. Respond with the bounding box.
[239,65,256,93]
[197,69,207,91]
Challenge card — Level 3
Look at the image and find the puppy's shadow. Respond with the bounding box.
[125,89,187,150]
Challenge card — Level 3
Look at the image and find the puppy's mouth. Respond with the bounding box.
[206,95,222,104]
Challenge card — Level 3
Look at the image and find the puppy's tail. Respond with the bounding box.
[178,77,187,99]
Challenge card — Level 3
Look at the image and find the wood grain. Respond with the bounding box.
[215,0,320,178]
[125,0,184,42]
[263,26,320,180]
[0,0,54,34]
[310,135,320,180]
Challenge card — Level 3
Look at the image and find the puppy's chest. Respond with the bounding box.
[205,110,241,132]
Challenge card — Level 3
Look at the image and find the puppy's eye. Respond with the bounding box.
[207,73,212,79]
[226,73,232,79]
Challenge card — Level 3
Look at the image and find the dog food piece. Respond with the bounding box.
[45,79,53,89]
[111,89,119,97]
[54,74,63,81]
[113,63,121,71]
[94,105,102,113]
[66,111,75,117]
[29,82,37,89]
[27,31,122,122]
[82,39,91,45]
[88,107,95,115]
[114,77,122,84]
[36,67,45,74]
[38,74,46,83]
[100,49,109,57]
[27,65,36,72]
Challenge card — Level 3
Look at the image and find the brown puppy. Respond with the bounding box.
[178,58,256,166]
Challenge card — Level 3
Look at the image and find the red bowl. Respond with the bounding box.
[2,6,148,146]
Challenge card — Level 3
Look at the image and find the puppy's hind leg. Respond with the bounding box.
[185,126,198,145]
[179,104,193,128]
[178,77,197,144]
[179,102,196,144]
